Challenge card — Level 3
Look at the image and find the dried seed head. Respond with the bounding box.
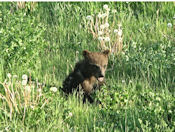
[103,4,109,10]
[100,25,105,30]
[37,88,42,93]
[98,31,103,36]
[104,37,110,42]
[22,74,28,80]
[69,112,73,117]
[50,87,57,92]
[86,15,92,21]
[118,30,122,37]
[167,23,172,28]
[114,29,118,33]
[104,23,109,28]
[98,37,103,41]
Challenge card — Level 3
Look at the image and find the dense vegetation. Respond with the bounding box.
[0,2,174,131]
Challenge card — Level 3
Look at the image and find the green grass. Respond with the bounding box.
[0,2,175,131]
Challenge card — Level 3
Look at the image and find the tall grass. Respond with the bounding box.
[0,2,175,131]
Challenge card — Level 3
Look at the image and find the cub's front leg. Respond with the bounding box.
[81,79,94,103]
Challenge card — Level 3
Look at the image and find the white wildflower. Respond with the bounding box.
[112,9,117,13]
[167,23,172,28]
[122,80,125,83]
[100,25,105,29]
[103,4,109,10]
[98,37,103,41]
[118,30,122,37]
[7,73,11,79]
[69,112,73,117]
[104,37,110,42]
[104,23,109,28]
[173,15,175,19]
[30,105,35,110]
[86,15,92,21]
[50,87,57,92]
[37,88,42,93]
[22,74,28,80]
[132,42,137,49]
[22,80,27,86]
[98,31,103,36]
[5,127,9,131]
[168,110,173,114]
[114,29,118,33]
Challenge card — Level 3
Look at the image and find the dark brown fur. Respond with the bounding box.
[61,50,110,103]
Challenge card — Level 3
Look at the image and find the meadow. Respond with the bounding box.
[0,2,174,131]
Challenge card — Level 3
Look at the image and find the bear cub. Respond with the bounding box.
[61,50,110,103]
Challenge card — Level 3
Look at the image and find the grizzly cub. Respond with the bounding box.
[61,50,110,103]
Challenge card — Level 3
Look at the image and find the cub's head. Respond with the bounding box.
[83,50,110,81]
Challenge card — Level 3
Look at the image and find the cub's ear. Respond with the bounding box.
[102,50,110,56]
[83,50,90,58]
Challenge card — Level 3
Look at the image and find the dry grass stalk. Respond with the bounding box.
[0,74,46,120]
[16,2,37,11]
[86,5,123,55]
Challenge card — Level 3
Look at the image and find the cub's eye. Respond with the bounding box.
[93,65,99,69]
[90,64,99,69]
